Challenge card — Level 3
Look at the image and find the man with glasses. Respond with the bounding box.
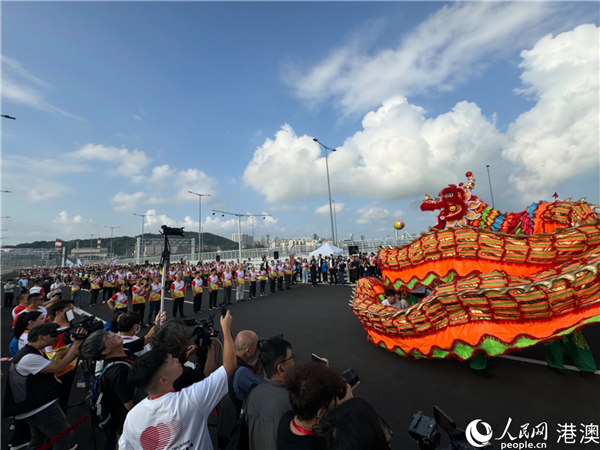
[245,337,295,450]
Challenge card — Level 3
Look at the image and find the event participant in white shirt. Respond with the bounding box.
[119,311,236,450]
[381,290,409,310]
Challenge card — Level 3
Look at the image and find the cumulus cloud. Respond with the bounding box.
[111,191,146,212]
[243,99,504,202]
[285,2,559,117]
[67,144,151,181]
[315,203,346,215]
[502,24,599,200]
[356,204,403,225]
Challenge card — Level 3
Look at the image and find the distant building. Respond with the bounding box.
[349,233,354,241]
[312,233,319,240]
[69,248,108,258]
[361,235,365,241]
[232,233,254,249]
[273,237,281,245]
[260,234,270,246]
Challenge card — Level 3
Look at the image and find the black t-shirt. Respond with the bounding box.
[101,357,135,433]
[174,365,206,391]
[277,410,313,450]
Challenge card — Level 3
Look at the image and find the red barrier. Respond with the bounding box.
[36,414,89,450]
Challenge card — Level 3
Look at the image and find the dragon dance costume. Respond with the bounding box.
[351,172,598,374]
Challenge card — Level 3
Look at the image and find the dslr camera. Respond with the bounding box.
[409,406,494,450]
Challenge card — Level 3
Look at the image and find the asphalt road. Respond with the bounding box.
[2,278,599,450]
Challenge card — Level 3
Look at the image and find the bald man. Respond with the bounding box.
[217,330,263,449]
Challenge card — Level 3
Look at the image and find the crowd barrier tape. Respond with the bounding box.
[36,414,89,450]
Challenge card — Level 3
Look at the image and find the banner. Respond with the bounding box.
[108,258,117,268]
[76,258,82,267]
[289,245,295,265]
[55,239,62,250]
[66,259,74,267]
[97,237,101,248]
[130,258,135,264]
[181,255,188,264]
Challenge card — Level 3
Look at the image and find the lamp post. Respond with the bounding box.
[85,233,97,265]
[104,225,120,260]
[332,200,339,245]
[188,191,211,261]
[133,213,152,264]
[212,210,272,261]
[486,165,496,209]
[313,138,337,246]
[250,216,255,249]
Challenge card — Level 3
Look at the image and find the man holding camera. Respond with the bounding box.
[3,323,87,450]
[118,311,236,450]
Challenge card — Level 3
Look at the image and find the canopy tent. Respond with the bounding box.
[309,243,344,258]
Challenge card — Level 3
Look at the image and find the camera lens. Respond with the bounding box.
[342,368,359,387]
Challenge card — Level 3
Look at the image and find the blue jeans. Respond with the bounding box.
[72,290,82,307]
[302,269,308,283]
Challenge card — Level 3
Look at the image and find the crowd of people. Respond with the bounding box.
[3,252,394,450]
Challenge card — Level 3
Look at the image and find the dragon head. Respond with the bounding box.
[420,172,481,230]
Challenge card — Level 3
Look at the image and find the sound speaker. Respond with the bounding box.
[348,246,359,255]
[216,255,221,262]
[274,251,279,260]
[145,260,149,265]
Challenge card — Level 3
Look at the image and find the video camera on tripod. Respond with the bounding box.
[59,309,105,345]
[409,406,494,450]
[184,301,227,352]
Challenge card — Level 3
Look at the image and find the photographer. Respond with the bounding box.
[150,318,216,390]
[217,330,263,449]
[79,311,166,450]
[278,362,353,450]
[118,311,236,450]
[245,337,294,450]
[313,398,391,450]
[3,323,87,450]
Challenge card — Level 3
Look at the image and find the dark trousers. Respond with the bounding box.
[277,277,283,291]
[172,297,184,317]
[147,301,160,324]
[223,286,232,303]
[330,268,337,284]
[285,275,291,289]
[103,286,113,302]
[317,270,322,283]
[91,289,100,305]
[250,281,257,298]
[311,271,318,287]
[133,302,146,321]
[260,280,266,294]
[209,290,218,308]
[25,400,73,450]
[269,278,276,293]
[58,368,77,412]
[194,292,203,312]
[4,292,14,307]
[338,271,345,285]
[9,418,31,448]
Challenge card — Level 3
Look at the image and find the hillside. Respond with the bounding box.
[5,231,246,256]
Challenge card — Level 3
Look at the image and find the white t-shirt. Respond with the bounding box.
[382,299,409,310]
[13,352,56,419]
[119,366,228,450]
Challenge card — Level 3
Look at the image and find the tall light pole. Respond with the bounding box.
[104,225,120,260]
[133,213,152,264]
[212,210,272,261]
[313,138,337,246]
[486,165,496,209]
[188,191,211,260]
[250,216,255,248]
[332,200,339,244]
[85,233,97,264]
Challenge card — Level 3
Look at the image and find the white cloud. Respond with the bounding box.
[356,204,403,225]
[270,205,307,212]
[133,115,142,121]
[285,2,559,117]
[502,24,599,200]
[1,56,83,120]
[243,99,504,202]
[315,203,345,215]
[143,209,176,228]
[67,144,151,181]
[148,165,177,184]
[173,168,218,202]
[111,191,146,212]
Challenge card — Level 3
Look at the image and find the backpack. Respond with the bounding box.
[86,361,131,430]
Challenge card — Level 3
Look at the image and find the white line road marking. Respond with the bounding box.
[498,354,600,375]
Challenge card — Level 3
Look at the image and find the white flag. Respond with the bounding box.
[77,258,83,267]
[66,259,74,267]
[108,258,117,268]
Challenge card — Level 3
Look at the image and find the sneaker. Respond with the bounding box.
[77,377,86,388]
[9,443,30,450]
[69,445,78,450]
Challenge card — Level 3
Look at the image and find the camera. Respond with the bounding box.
[409,406,494,450]
[186,313,221,350]
[60,313,105,345]
[161,225,185,236]
[341,368,359,388]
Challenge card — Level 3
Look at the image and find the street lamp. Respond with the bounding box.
[188,191,211,260]
[1,115,16,120]
[332,200,339,244]
[212,210,272,261]
[486,165,496,209]
[85,233,97,265]
[133,213,153,264]
[104,225,120,260]
[313,138,337,246]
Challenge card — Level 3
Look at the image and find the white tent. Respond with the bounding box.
[309,243,344,258]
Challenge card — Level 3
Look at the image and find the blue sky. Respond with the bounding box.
[2,2,598,245]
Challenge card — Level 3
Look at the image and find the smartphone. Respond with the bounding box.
[311,353,327,365]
